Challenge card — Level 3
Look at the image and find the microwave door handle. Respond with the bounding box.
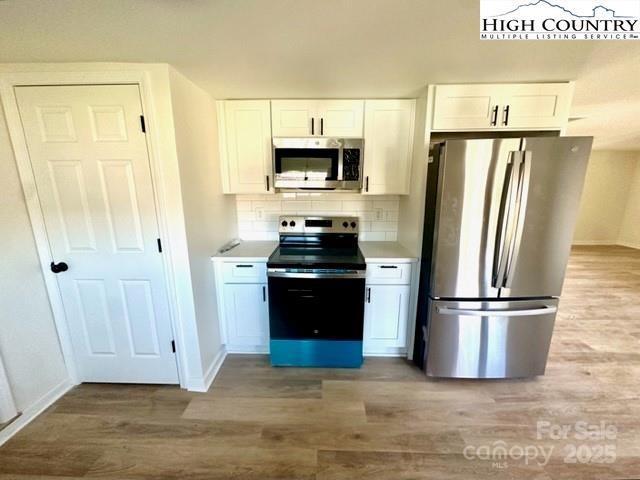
[504,151,532,288]
[492,152,520,288]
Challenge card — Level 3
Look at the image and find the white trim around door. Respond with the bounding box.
[0,67,189,388]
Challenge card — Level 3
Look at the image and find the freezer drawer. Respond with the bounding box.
[425,298,558,379]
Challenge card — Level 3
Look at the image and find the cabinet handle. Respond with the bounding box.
[266,175,270,191]
[320,118,324,135]
[366,287,371,303]
[502,105,510,126]
[491,105,499,126]
[262,286,266,302]
[236,264,254,268]
[379,265,398,269]
[365,176,369,192]
[311,118,314,135]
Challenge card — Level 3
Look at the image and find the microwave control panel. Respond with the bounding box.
[343,148,361,181]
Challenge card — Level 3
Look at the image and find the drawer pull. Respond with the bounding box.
[379,265,398,269]
[236,265,254,268]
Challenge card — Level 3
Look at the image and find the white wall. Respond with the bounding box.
[0,101,69,413]
[574,150,639,245]
[618,154,640,249]
[236,193,400,241]
[168,67,237,377]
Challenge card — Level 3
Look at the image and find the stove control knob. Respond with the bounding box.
[281,220,288,227]
[351,221,357,228]
[290,220,296,227]
[342,221,348,228]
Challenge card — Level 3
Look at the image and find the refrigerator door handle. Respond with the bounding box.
[504,151,532,288]
[436,305,557,317]
[492,152,521,288]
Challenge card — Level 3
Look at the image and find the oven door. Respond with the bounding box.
[268,274,365,341]
[273,138,341,189]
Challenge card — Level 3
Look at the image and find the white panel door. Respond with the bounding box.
[316,100,364,137]
[363,99,415,195]
[363,285,410,354]
[432,85,500,131]
[499,83,572,130]
[220,100,273,194]
[271,100,316,136]
[16,85,179,384]
[223,283,269,350]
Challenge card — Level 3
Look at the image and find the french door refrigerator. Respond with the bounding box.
[414,137,593,378]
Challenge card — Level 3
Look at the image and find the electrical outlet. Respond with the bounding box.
[255,208,264,220]
[374,208,384,221]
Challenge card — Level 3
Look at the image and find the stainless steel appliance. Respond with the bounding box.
[267,216,365,367]
[414,136,593,378]
[273,138,363,190]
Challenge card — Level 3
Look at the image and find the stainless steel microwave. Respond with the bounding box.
[272,137,363,190]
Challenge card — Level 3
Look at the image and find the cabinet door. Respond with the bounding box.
[432,85,500,131]
[271,100,316,136]
[316,100,364,137]
[363,99,415,195]
[363,285,410,354]
[219,100,272,194]
[223,283,269,350]
[499,83,572,130]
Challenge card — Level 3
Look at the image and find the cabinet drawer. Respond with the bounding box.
[366,263,411,285]
[222,262,267,283]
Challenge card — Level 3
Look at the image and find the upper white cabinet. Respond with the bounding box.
[271,100,363,137]
[362,99,415,195]
[431,83,573,131]
[217,100,273,194]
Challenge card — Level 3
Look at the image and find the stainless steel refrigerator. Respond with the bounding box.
[414,136,593,378]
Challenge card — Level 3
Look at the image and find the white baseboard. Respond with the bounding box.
[186,346,227,393]
[0,378,74,447]
[572,240,640,250]
[572,240,617,246]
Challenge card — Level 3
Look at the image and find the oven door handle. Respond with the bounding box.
[268,269,365,279]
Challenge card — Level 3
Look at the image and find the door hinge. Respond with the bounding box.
[171,340,176,353]
[157,238,162,253]
[140,115,146,133]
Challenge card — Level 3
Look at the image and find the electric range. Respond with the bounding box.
[267,216,366,367]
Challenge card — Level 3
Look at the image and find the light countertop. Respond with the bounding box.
[358,241,417,263]
[212,241,277,262]
[212,240,417,263]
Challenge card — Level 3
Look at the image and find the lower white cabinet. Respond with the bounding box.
[364,285,411,355]
[223,283,269,352]
[363,262,413,356]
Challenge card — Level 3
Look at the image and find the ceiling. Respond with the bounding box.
[0,0,638,150]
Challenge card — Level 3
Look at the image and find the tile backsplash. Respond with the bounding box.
[236,193,399,241]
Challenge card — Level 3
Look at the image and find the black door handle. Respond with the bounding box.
[50,261,69,273]
[320,118,324,135]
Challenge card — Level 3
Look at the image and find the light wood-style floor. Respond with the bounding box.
[1,246,639,479]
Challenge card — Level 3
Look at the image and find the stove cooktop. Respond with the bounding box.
[267,246,366,270]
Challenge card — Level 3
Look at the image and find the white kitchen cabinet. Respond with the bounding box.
[363,261,413,356]
[271,100,363,137]
[217,100,273,194]
[363,99,415,195]
[431,83,573,131]
[364,284,411,355]
[223,283,269,352]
